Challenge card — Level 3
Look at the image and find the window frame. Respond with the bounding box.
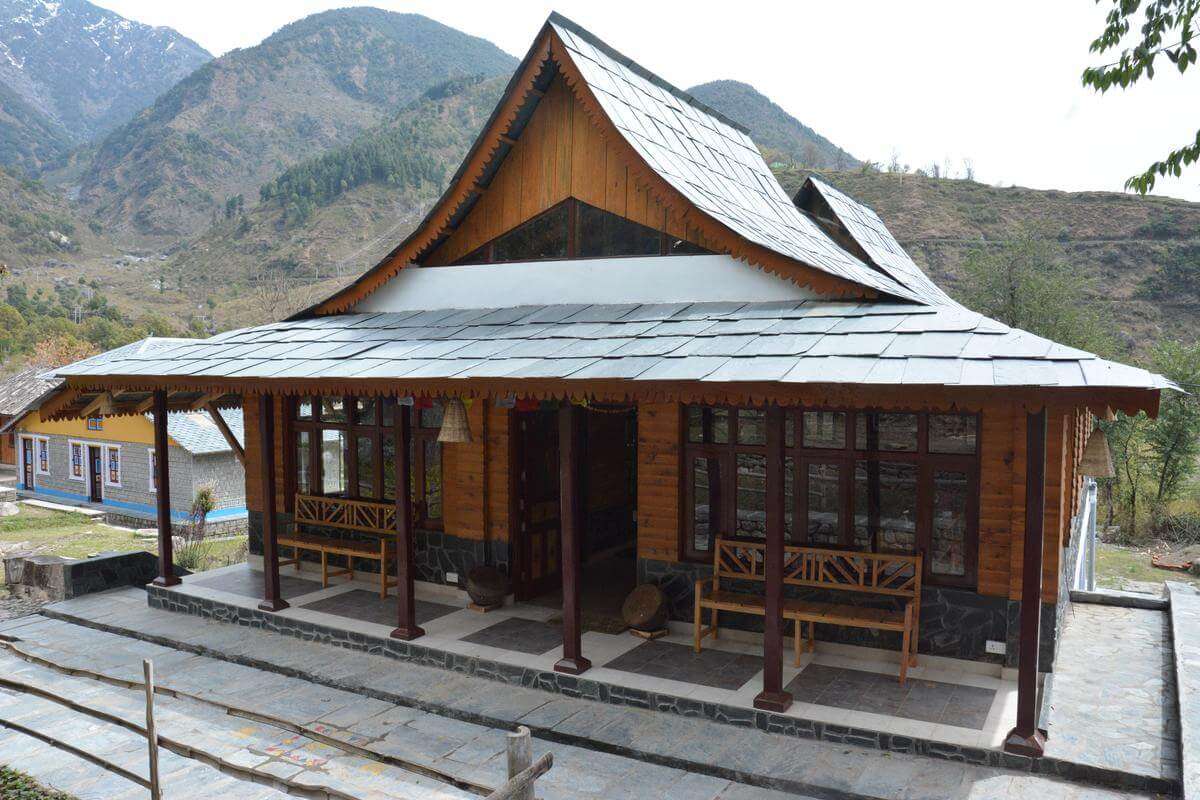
[103,444,122,488]
[34,436,50,476]
[442,197,712,266]
[68,440,86,482]
[287,396,444,530]
[680,404,980,589]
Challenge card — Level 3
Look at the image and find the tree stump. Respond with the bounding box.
[466,565,508,609]
[622,584,668,632]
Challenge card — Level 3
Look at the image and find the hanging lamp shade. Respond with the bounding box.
[1080,426,1115,478]
[437,398,472,444]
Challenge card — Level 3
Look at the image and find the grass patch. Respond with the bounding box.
[1095,542,1200,592]
[0,766,76,799]
[0,504,247,581]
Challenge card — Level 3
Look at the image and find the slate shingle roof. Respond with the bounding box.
[0,368,59,416]
[802,177,956,306]
[53,301,1173,391]
[548,15,925,304]
[159,408,244,455]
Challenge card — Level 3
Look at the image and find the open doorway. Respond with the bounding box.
[512,406,638,628]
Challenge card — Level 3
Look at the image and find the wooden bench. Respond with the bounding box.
[694,538,922,684]
[285,494,400,598]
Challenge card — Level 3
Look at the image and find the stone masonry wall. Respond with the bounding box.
[25,434,194,517]
[191,452,246,511]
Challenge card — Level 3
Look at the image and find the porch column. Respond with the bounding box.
[258,393,288,612]
[150,390,179,588]
[392,403,424,640]
[754,405,792,712]
[555,402,590,675]
[1004,407,1047,756]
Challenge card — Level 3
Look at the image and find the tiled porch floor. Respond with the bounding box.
[183,562,1018,750]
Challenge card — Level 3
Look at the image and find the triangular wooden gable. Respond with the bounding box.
[311,20,880,316]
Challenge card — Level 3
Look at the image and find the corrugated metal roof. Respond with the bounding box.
[546,15,927,305]
[53,300,1174,392]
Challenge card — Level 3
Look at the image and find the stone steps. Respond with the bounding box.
[32,588,1166,800]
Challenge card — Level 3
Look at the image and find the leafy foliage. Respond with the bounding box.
[956,229,1115,356]
[0,766,76,799]
[1083,0,1200,192]
[0,281,184,367]
[1136,242,1200,302]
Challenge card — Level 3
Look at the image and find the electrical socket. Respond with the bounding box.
[985,640,1007,655]
[446,571,459,585]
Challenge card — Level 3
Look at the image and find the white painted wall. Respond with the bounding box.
[352,255,818,313]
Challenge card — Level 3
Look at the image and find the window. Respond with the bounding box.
[86,418,103,431]
[682,404,979,587]
[69,441,84,481]
[35,437,49,475]
[104,445,121,487]
[446,198,712,265]
[289,396,444,529]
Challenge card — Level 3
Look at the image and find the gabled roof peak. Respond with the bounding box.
[544,12,751,135]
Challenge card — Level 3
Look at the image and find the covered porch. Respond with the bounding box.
[158,559,1018,753]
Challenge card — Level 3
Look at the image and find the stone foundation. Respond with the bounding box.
[4,550,166,601]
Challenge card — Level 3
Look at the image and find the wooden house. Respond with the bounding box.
[41,14,1171,757]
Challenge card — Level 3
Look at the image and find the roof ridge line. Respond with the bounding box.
[546,11,752,136]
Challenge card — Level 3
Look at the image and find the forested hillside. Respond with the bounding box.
[76,8,516,240]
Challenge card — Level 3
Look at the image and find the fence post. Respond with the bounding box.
[506,725,533,800]
[143,660,161,800]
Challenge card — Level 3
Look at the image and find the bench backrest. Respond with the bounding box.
[711,537,921,601]
[295,494,396,535]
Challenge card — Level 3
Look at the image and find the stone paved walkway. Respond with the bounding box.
[0,687,292,800]
[1167,583,1199,800]
[26,588,1165,799]
[1043,603,1180,788]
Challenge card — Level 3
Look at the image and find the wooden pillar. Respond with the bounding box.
[554,402,590,675]
[258,393,288,612]
[1005,407,1047,756]
[150,390,179,588]
[392,403,424,640]
[754,405,792,712]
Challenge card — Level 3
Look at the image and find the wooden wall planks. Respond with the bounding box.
[424,75,711,266]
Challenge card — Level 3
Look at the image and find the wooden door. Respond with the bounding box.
[21,439,33,489]
[514,410,560,600]
[88,446,103,503]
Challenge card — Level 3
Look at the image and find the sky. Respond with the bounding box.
[101,0,1200,201]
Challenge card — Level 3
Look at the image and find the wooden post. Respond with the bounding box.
[554,402,590,675]
[506,725,533,800]
[150,390,179,588]
[258,393,288,612]
[143,659,161,800]
[754,405,792,712]
[392,403,424,640]
[1005,407,1047,757]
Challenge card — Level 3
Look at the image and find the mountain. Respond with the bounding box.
[0,79,73,174]
[687,80,859,169]
[77,8,517,240]
[0,0,210,168]
[0,166,105,270]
